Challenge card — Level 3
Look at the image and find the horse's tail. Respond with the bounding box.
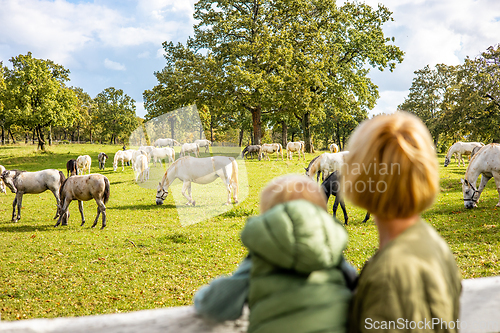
[230,158,239,201]
[103,177,110,205]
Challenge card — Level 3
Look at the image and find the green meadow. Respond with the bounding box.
[0,144,498,321]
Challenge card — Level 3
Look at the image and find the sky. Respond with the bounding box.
[1,0,500,118]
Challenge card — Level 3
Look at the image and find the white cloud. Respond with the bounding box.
[369,90,409,116]
[104,58,126,71]
[135,102,146,118]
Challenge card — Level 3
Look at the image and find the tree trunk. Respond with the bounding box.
[90,127,93,144]
[25,131,28,144]
[239,127,244,147]
[77,125,80,144]
[251,106,262,145]
[170,117,175,139]
[48,125,52,146]
[36,126,45,150]
[281,121,287,147]
[302,112,313,153]
[8,128,16,144]
[1,126,4,145]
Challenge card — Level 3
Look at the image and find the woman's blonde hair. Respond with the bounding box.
[342,112,438,219]
[260,175,327,213]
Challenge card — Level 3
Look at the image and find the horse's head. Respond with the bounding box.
[156,182,168,205]
[1,170,18,193]
[444,157,450,167]
[461,178,479,209]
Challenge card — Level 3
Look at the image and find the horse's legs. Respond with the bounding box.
[55,199,71,227]
[491,172,500,207]
[92,200,106,229]
[51,189,61,219]
[477,174,492,204]
[181,181,193,205]
[338,197,349,225]
[11,195,18,222]
[78,200,85,226]
[362,212,370,223]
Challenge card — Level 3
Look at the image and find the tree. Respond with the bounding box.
[1,53,78,150]
[147,0,403,149]
[398,64,457,145]
[94,87,138,144]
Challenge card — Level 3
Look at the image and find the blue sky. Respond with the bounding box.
[1,0,500,118]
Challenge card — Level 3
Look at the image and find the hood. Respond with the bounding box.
[241,200,348,274]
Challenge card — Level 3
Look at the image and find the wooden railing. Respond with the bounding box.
[1,276,499,333]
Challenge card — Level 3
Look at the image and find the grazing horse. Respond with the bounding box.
[261,143,284,161]
[66,159,78,177]
[76,155,91,175]
[304,155,322,181]
[55,174,110,229]
[306,152,349,181]
[0,165,6,193]
[444,141,484,167]
[134,155,149,182]
[241,145,262,160]
[180,143,200,157]
[156,156,238,206]
[1,169,65,222]
[154,138,181,147]
[194,139,212,153]
[131,150,147,169]
[139,146,155,161]
[329,143,339,153]
[151,147,175,167]
[98,153,109,170]
[461,143,500,209]
[113,150,134,171]
[321,171,370,225]
[286,142,305,161]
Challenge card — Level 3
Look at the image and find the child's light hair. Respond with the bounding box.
[260,175,327,213]
[342,112,438,219]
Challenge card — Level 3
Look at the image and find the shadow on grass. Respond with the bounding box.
[109,203,177,210]
[0,223,57,233]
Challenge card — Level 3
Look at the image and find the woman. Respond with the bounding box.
[343,112,461,333]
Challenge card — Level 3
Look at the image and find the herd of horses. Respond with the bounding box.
[0,138,499,229]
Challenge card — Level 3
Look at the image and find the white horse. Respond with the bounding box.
[131,150,147,170]
[113,150,134,171]
[329,143,339,153]
[55,174,110,229]
[156,156,238,206]
[134,155,150,183]
[445,141,484,167]
[154,138,181,147]
[139,145,155,161]
[261,143,283,161]
[151,147,175,167]
[305,152,349,181]
[1,169,65,222]
[180,143,200,157]
[286,141,305,161]
[0,165,6,193]
[194,139,212,153]
[98,153,108,170]
[76,155,91,175]
[461,143,500,209]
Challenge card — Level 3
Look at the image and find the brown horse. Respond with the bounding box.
[66,159,78,177]
[55,174,110,229]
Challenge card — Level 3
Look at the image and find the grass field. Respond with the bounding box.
[0,143,499,321]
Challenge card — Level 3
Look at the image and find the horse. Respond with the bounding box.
[286,142,305,161]
[470,146,483,159]
[134,154,149,182]
[98,153,109,170]
[0,165,6,193]
[1,169,65,222]
[113,150,134,171]
[194,139,212,153]
[461,143,500,209]
[321,171,370,225]
[154,138,181,147]
[131,150,147,169]
[329,143,339,153]
[261,143,284,161]
[55,174,110,229]
[305,152,348,181]
[444,141,484,167]
[156,156,238,206]
[180,143,200,158]
[76,155,91,175]
[151,147,175,167]
[66,159,78,177]
[304,155,322,181]
[139,145,155,161]
[241,145,262,160]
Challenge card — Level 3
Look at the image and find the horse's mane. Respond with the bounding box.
[9,169,25,179]
[305,155,320,171]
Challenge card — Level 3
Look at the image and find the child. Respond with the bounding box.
[194,174,356,333]
[343,112,461,332]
